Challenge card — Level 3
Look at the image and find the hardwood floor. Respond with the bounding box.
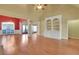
[0,33,79,55]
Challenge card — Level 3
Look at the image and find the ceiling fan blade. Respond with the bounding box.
[44,4,47,6]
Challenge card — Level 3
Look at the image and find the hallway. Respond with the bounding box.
[0,33,79,55]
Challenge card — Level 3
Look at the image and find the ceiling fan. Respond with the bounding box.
[33,4,47,10]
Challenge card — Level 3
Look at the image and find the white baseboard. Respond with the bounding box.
[69,36,79,39]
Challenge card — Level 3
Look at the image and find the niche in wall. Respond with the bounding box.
[47,19,51,31]
[53,18,60,31]
[44,15,62,39]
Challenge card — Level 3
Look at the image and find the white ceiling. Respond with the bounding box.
[0,4,78,14]
[73,4,79,7]
[0,4,33,14]
[0,4,79,21]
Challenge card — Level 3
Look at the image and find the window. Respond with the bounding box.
[2,22,14,34]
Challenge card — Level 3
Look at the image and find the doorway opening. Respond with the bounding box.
[32,24,38,34]
[68,20,79,39]
[22,24,28,34]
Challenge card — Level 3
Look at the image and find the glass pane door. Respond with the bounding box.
[2,22,14,34]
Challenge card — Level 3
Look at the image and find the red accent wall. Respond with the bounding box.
[0,15,23,30]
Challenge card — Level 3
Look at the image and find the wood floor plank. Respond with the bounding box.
[0,33,79,55]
